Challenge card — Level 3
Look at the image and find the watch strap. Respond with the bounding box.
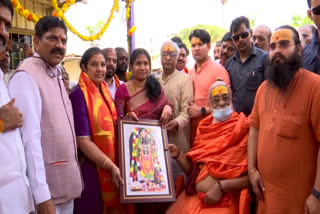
[312,188,320,199]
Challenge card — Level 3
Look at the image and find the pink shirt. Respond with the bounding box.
[189,58,230,107]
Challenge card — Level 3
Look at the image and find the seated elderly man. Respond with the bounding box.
[166,80,251,214]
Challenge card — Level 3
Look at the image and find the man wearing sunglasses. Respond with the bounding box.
[248,25,320,214]
[302,0,320,74]
[225,16,268,117]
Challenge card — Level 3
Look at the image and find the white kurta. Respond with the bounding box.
[0,69,34,213]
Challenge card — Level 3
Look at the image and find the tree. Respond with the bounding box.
[291,14,313,27]
[85,20,104,37]
[175,24,228,48]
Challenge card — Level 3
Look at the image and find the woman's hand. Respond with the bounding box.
[204,181,223,205]
[165,144,180,159]
[126,111,139,121]
[110,165,124,188]
[160,105,172,126]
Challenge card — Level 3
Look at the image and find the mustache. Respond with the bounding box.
[0,34,6,49]
[107,65,115,72]
[50,47,64,56]
[271,52,286,63]
[178,59,185,63]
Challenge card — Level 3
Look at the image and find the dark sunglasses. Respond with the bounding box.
[232,30,250,42]
[311,5,320,15]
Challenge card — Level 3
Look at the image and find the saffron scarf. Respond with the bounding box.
[114,74,121,88]
[78,71,119,207]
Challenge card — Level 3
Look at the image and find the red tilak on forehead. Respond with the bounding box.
[58,34,63,40]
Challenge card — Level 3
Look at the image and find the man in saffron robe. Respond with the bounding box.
[248,25,320,214]
[166,80,250,214]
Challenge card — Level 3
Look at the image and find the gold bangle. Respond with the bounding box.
[0,118,3,133]
[248,168,257,175]
[103,157,111,169]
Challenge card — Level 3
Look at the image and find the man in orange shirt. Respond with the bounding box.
[248,25,320,214]
[187,29,230,144]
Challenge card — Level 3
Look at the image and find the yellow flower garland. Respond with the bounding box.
[51,0,119,41]
[126,0,134,21]
[11,0,132,42]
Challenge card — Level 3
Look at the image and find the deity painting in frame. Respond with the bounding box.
[118,118,176,203]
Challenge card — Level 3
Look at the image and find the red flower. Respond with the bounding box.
[27,13,33,21]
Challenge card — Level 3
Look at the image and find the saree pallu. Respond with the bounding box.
[78,72,134,214]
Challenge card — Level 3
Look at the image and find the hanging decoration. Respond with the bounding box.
[11,0,126,42]
[51,0,119,41]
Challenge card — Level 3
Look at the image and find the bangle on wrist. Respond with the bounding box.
[248,168,257,175]
[103,157,111,169]
[217,180,224,193]
[0,118,3,133]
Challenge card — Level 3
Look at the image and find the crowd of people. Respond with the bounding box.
[1,0,320,213]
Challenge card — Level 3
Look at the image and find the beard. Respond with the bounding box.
[116,64,127,75]
[105,65,115,79]
[265,49,301,91]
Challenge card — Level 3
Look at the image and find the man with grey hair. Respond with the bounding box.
[252,25,272,51]
[157,40,193,180]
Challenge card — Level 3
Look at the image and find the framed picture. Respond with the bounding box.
[118,118,176,203]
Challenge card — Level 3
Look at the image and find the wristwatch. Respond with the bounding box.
[200,107,206,116]
[312,188,320,199]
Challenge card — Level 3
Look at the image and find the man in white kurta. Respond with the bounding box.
[0,1,34,213]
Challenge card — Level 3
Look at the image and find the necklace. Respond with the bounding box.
[132,80,145,93]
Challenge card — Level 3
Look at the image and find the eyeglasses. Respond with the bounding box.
[270,40,295,51]
[311,5,320,15]
[162,52,177,58]
[232,30,250,42]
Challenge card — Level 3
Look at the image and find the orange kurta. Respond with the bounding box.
[167,112,250,214]
[249,68,320,214]
[189,58,230,145]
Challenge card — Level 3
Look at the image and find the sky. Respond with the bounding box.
[64,0,310,58]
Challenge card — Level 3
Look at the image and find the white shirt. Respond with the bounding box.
[0,70,34,213]
[8,71,51,205]
[106,76,124,100]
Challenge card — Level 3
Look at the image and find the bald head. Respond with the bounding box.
[102,48,117,79]
[253,25,272,51]
[298,25,316,48]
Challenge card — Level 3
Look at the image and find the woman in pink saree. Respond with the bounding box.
[115,48,172,123]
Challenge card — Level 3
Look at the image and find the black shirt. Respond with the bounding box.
[225,45,268,116]
[302,30,320,74]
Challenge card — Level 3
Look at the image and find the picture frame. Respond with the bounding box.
[118,118,176,203]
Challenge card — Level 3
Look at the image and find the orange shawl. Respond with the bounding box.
[78,72,119,207]
[114,74,121,88]
[187,112,249,180]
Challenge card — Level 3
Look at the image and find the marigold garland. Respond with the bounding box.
[126,0,134,22]
[11,0,132,42]
[128,26,136,36]
[11,0,41,23]
[52,0,119,41]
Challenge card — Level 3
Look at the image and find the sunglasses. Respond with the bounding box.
[232,30,250,42]
[311,5,320,15]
